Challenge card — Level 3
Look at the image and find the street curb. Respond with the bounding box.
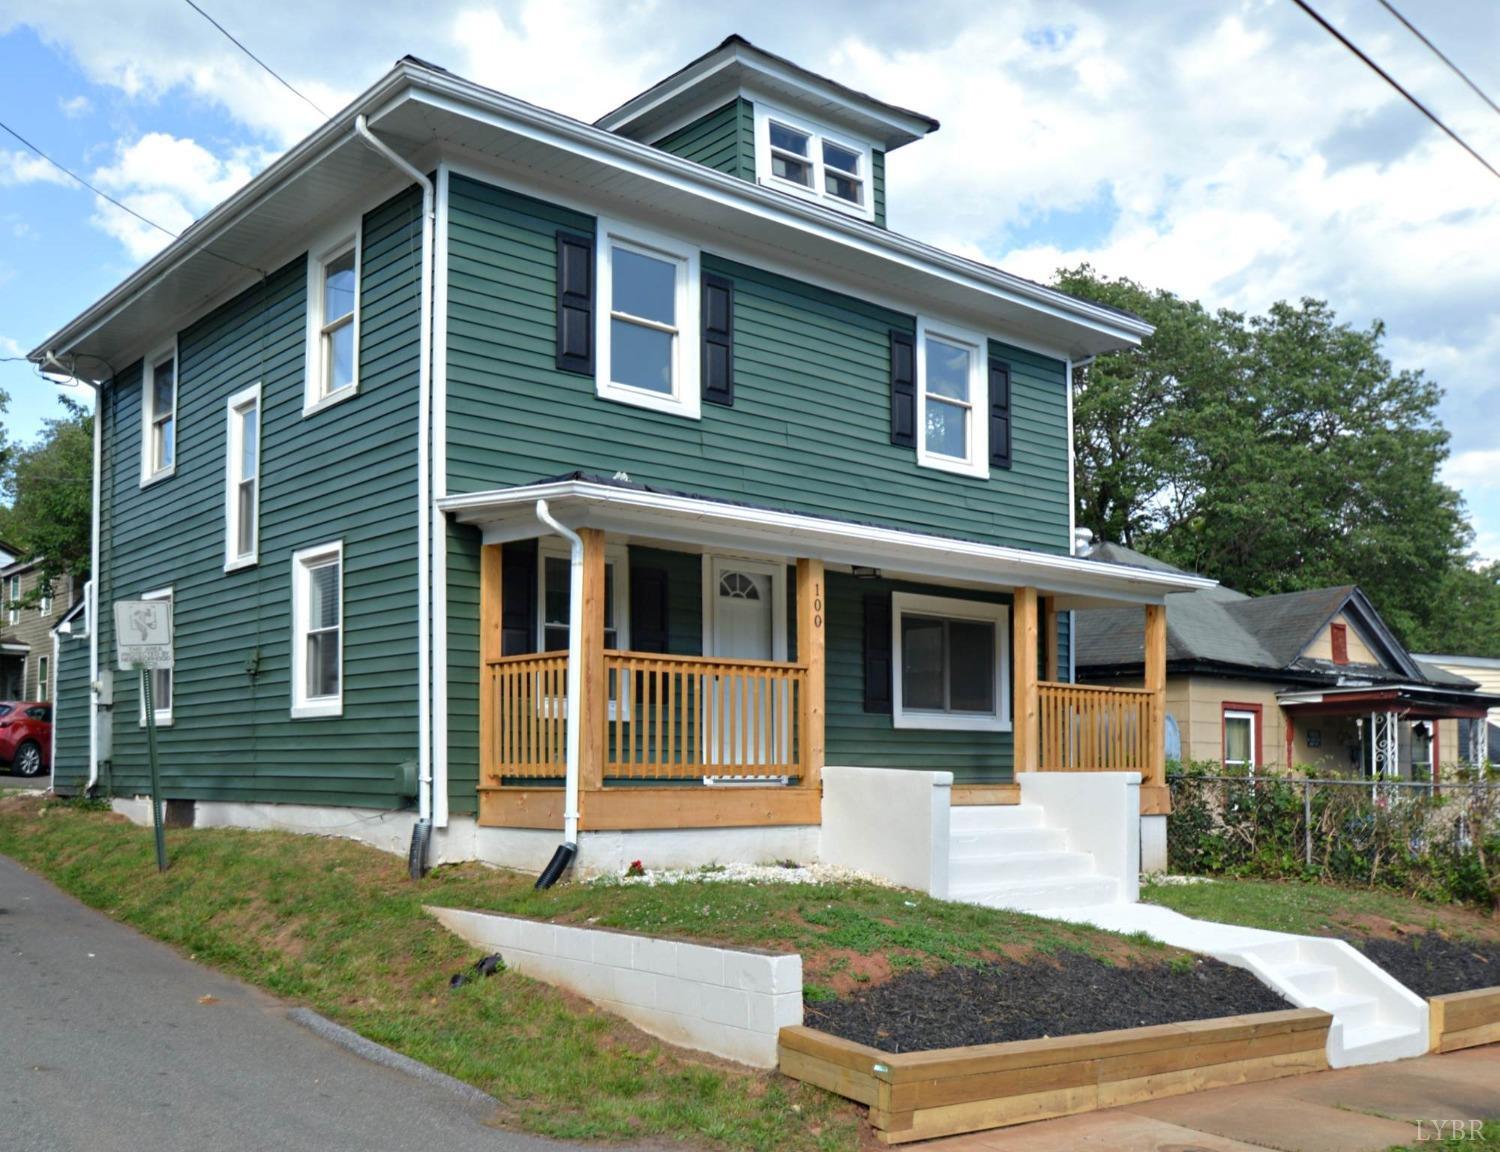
[286,1007,498,1110]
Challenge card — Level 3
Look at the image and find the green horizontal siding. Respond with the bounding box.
[97,188,424,809]
[650,99,755,180]
[51,631,91,792]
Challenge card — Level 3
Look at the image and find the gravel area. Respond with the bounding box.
[1357,933,1500,998]
[804,951,1292,1053]
[586,861,894,887]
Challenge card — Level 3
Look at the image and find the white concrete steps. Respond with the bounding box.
[946,805,1119,911]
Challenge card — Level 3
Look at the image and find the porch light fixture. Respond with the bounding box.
[850,565,881,580]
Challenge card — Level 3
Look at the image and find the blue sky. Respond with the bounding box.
[1,0,1497,563]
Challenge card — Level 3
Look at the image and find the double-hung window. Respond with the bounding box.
[6,575,18,624]
[755,105,874,220]
[596,222,700,418]
[916,318,988,478]
[891,593,1010,731]
[305,229,360,413]
[138,587,173,726]
[38,585,51,617]
[224,384,261,569]
[1223,708,1257,773]
[142,344,177,484]
[37,655,48,701]
[291,542,343,718]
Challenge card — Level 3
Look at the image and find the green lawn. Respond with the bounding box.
[0,794,1175,1152]
[1142,877,1499,945]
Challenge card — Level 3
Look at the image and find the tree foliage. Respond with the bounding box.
[1057,266,1498,654]
[0,396,92,601]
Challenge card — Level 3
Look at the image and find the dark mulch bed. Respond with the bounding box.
[1356,933,1500,998]
[803,951,1291,1053]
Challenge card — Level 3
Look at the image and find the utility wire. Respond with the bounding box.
[182,0,327,117]
[1289,0,1500,181]
[1375,0,1500,118]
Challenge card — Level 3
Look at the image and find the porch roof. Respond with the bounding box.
[1278,682,1500,719]
[437,478,1217,607]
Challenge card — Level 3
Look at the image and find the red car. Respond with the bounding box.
[0,701,52,777]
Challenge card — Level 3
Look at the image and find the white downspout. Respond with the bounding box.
[535,499,581,845]
[354,115,437,832]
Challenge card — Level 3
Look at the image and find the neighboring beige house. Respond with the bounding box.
[1411,653,1500,765]
[1076,544,1499,780]
[0,552,82,702]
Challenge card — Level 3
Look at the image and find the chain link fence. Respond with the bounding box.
[1166,769,1500,907]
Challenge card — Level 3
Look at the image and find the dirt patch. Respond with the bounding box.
[1355,932,1500,997]
[804,951,1292,1053]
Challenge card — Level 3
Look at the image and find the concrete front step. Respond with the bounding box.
[961,875,1121,911]
[948,851,1095,891]
[949,826,1067,858]
[1279,960,1340,999]
[949,804,1044,833]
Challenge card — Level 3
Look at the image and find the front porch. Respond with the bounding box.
[446,480,1196,838]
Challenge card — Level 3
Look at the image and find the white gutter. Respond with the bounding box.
[354,115,436,830]
[534,500,581,845]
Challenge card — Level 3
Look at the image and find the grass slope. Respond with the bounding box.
[0,796,1172,1152]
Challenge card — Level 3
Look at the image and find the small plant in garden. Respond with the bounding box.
[625,859,646,878]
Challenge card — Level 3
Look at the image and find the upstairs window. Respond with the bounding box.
[38,584,52,617]
[305,228,360,413]
[291,542,343,718]
[142,344,177,484]
[596,222,701,418]
[6,575,17,624]
[915,319,988,478]
[224,384,261,570]
[754,105,874,220]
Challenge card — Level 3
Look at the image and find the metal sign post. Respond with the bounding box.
[115,600,174,873]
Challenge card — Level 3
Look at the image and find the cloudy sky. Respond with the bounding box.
[1,0,1497,558]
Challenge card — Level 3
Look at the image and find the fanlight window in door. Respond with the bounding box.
[719,572,762,601]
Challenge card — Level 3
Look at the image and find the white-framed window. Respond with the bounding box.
[141,342,177,485]
[1223,709,1257,771]
[6,574,18,624]
[916,317,988,478]
[37,654,48,701]
[752,102,875,221]
[596,221,701,418]
[538,539,630,653]
[137,587,173,727]
[891,592,1010,731]
[38,584,52,617]
[224,383,262,570]
[291,541,343,718]
[304,226,360,414]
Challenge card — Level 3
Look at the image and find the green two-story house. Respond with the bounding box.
[36,37,1205,902]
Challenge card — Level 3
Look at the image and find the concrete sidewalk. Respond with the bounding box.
[921,1045,1499,1151]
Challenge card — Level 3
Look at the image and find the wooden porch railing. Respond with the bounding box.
[1039,680,1155,772]
[605,651,806,781]
[488,652,569,779]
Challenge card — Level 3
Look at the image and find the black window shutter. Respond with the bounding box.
[629,567,670,653]
[890,330,916,447]
[862,591,893,714]
[555,230,594,375]
[989,359,1012,469]
[501,539,537,655]
[702,273,734,407]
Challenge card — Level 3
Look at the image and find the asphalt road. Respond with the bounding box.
[0,854,646,1152]
[2,775,49,791]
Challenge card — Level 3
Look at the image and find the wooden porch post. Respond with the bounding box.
[578,528,607,806]
[1143,602,1169,814]
[478,543,502,784]
[1013,587,1039,773]
[795,558,826,789]
[1041,596,1059,682]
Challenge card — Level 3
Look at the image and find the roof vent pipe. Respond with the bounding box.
[1073,527,1095,558]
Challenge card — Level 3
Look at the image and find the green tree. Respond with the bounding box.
[1058,268,1478,648]
[0,395,92,601]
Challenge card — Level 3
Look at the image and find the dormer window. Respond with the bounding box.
[754,104,874,220]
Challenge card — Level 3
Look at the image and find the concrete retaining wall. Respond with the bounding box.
[427,906,802,1067]
[1016,771,1141,903]
[820,765,952,897]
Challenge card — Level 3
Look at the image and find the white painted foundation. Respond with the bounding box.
[1140,814,1168,874]
[820,765,952,897]
[1015,771,1140,904]
[427,906,801,1067]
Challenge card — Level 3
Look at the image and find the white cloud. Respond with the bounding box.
[58,93,90,118]
[1445,451,1500,491]
[0,149,71,187]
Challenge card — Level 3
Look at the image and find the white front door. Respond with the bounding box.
[704,557,787,771]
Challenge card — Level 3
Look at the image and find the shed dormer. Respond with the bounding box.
[596,35,938,227]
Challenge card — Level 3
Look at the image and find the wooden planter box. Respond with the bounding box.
[1429,987,1500,1054]
[779,1008,1332,1144]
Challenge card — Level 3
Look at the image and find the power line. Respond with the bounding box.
[182,0,327,118]
[1375,0,1500,119]
[1289,0,1500,182]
